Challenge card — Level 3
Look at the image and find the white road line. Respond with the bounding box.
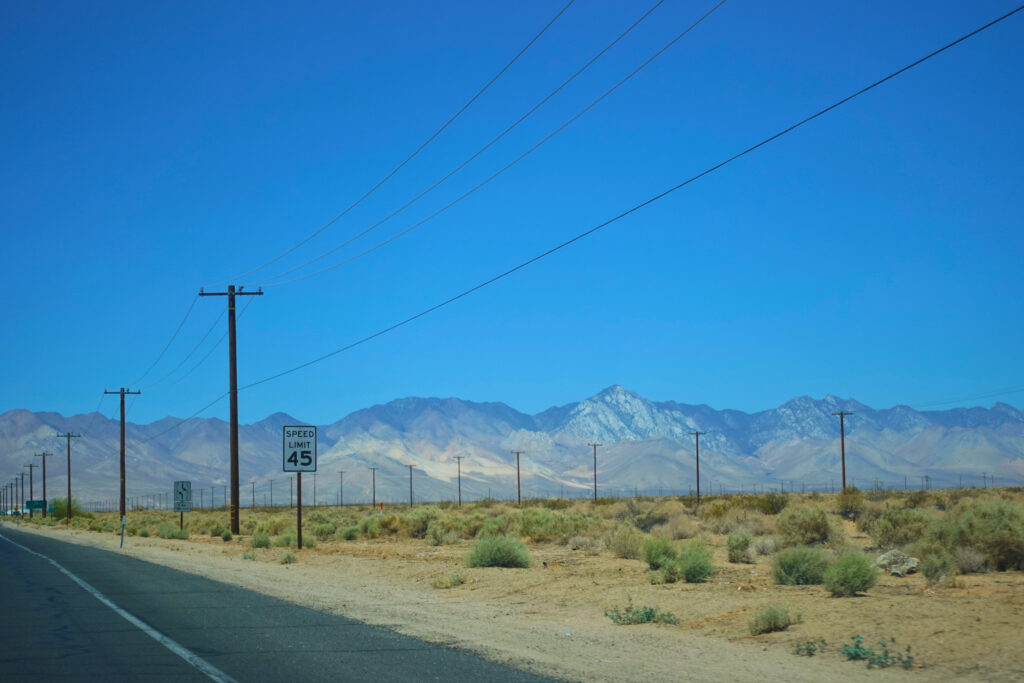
[0,531,237,683]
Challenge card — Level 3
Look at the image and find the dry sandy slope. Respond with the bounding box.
[8,522,1021,682]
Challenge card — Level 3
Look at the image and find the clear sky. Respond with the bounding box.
[2,1,1022,427]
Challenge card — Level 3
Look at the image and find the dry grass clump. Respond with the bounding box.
[605,523,645,560]
[776,505,844,547]
[651,515,698,540]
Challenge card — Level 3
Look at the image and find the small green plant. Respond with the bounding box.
[835,487,865,520]
[138,527,150,538]
[793,639,827,656]
[920,553,952,584]
[675,539,715,583]
[748,605,799,635]
[313,523,336,541]
[841,636,914,669]
[210,524,226,537]
[430,574,467,589]
[824,551,878,597]
[280,552,297,565]
[337,525,359,541]
[772,546,829,585]
[156,521,189,540]
[776,505,840,547]
[727,533,753,563]
[251,532,271,549]
[604,600,678,625]
[465,535,531,568]
[605,524,644,560]
[868,505,933,548]
[221,529,232,542]
[241,551,256,560]
[642,535,678,569]
[754,492,789,515]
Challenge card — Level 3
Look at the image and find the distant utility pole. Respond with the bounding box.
[338,471,344,507]
[105,387,141,521]
[588,443,601,501]
[512,451,524,505]
[832,411,853,490]
[56,432,81,525]
[407,465,415,507]
[454,457,464,507]
[270,478,274,507]
[199,284,263,535]
[251,481,255,509]
[24,464,37,518]
[369,468,377,507]
[688,431,707,505]
[34,453,53,518]
[20,472,25,514]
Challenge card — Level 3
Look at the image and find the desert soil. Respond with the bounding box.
[8,521,1023,682]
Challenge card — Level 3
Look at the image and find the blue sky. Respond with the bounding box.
[2,0,1022,427]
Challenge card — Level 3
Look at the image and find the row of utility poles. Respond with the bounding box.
[2,434,80,522]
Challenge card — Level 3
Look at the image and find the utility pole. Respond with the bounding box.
[313,472,317,507]
[34,453,52,518]
[688,431,706,505]
[588,443,601,501]
[56,432,81,525]
[338,471,344,507]
[407,465,414,508]
[454,457,464,507]
[104,388,140,523]
[20,471,25,514]
[251,481,255,509]
[369,467,377,507]
[832,411,853,490]
[199,284,263,535]
[24,463,38,518]
[512,451,524,505]
[289,476,294,508]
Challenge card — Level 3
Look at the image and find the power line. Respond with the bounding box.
[257,0,669,286]
[145,304,227,390]
[129,295,199,386]
[215,0,578,287]
[912,385,1024,410]
[262,0,729,288]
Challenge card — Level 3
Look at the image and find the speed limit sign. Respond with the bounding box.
[283,425,317,472]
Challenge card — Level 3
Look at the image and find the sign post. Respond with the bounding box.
[283,426,317,550]
[174,481,192,530]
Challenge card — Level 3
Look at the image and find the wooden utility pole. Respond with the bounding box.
[199,284,263,535]
[289,476,294,508]
[454,457,464,507]
[369,467,377,507]
[512,451,524,505]
[588,443,601,501]
[296,472,303,549]
[832,411,853,490]
[407,465,415,507]
[338,471,344,507]
[688,431,707,505]
[104,388,140,521]
[56,432,81,525]
[24,463,38,518]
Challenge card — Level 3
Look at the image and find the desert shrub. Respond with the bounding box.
[676,539,715,583]
[465,535,531,568]
[704,507,754,535]
[755,536,779,556]
[156,521,189,540]
[430,574,466,589]
[772,546,829,585]
[606,524,644,560]
[313,523,336,541]
[903,490,930,509]
[776,505,841,547]
[749,605,799,635]
[379,513,402,535]
[643,535,678,570]
[50,497,82,521]
[856,502,885,534]
[210,524,226,537]
[754,492,789,515]
[538,497,571,510]
[254,516,290,536]
[727,533,753,563]
[835,487,866,520]
[630,507,671,532]
[921,554,953,584]
[425,521,461,546]
[516,508,589,543]
[280,552,296,565]
[221,530,232,542]
[138,527,150,538]
[934,499,1024,570]
[605,600,677,625]
[824,551,878,596]
[477,513,513,538]
[337,525,359,541]
[357,515,383,539]
[951,546,989,574]
[273,530,296,547]
[251,532,271,548]
[868,505,933,549]
[652,515,698,540]
[406,507,444,538]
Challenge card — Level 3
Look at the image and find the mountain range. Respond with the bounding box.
[2,386,1022,507]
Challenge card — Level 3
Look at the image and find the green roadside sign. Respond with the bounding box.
[27,500,46,510]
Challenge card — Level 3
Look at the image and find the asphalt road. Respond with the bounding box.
[0,525,553,682]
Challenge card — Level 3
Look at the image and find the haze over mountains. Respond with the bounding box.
[2,386,1022,507]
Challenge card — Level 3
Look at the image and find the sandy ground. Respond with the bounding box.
[6,521,1023,682]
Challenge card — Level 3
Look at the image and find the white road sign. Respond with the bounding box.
[283,425,317,472]
[174,480,192,512]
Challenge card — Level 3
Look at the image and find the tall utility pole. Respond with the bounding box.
[20,472,25,514]
[24,463,38,518]
[338,471,344,507]
[512,451,524,505]
[269,478,274,507]
[688,431,707,505]
[56,432,81,525]
[588,443,601,501]
[199,284,263,535]
[104,387,140,522]
[407,465,414,508]
[289,476,294,508]
[312,472,317,507]
[454,457,464,507]
[33,454,52,518]
[369,467,377,507]
[832,411,854,490]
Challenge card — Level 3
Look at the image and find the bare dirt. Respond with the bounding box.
[10,519,1023,682]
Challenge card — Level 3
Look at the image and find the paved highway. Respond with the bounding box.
[0,526,552,682]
